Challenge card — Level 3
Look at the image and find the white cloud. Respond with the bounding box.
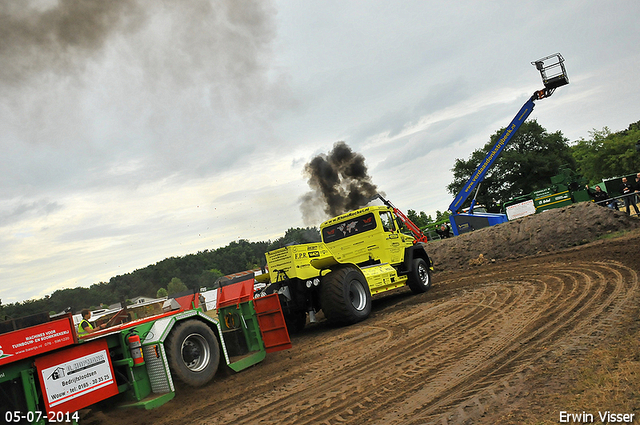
[2,0,639,303]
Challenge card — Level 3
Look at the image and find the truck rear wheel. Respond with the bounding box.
[320,266,371,325]
[166,320,220,387]
[407,257,432,294]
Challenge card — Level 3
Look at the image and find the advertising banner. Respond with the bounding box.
[35,338,119,414]
[0,316,75,367]
[534,189,572,212]
[506,199,536,220]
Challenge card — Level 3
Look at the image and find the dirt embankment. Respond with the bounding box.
[429,201,640,271]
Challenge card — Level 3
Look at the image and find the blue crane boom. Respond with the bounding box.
[447,53,569,236]
[448,94,537,214]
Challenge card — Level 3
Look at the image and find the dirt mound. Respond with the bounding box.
[428,202,640,272]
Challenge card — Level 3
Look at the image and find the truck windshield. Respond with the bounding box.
[322,213,377,243]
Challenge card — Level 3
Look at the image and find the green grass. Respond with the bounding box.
[596,229,632,240]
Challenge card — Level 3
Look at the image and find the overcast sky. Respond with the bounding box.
[2,0,639,304]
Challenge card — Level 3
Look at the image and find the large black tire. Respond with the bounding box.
[320,266,372,325]
[407,257,432,294]
[165,320,220,387]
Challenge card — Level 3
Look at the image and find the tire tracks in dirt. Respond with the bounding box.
[377,261,638,425]
[213,261,637,425]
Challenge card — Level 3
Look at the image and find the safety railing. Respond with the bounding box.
[593,192,640,216]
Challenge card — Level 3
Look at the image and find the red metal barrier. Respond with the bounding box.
[253,294,292,353]
[217,274,254,309]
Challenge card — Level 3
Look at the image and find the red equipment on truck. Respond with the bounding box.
[374,194,429,243]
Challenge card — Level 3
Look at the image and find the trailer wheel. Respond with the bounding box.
[320,266,371,325]
[166,320,220,387]
[407,258,432,294]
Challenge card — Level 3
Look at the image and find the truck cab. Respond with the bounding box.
[321,206,414,267]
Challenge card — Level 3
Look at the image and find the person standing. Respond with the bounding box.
[586,185,615,208]
[436,223,451,238]
[78,309,106,336]
[620,177,640,215]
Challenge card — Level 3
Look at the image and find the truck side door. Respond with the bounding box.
[379,211,404,264]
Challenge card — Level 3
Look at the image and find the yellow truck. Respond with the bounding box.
[255,197,433,331]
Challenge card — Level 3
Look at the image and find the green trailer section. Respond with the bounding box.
[532,187,572,212]
[0,294,284,423]
[502,167,640,219]
[218,301,266,371]
[534,168,589,212]
[86,305,268,410]
[0,359,42,419]
[503,167,592,217]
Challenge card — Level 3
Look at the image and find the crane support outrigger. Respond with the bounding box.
[448,53,569,236]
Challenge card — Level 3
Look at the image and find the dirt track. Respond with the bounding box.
[89,205,640,425]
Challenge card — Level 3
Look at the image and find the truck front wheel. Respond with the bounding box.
[166,320,220,387]
[407,258,432,294]
[320,266,371,325]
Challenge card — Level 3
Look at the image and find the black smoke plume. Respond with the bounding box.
[300,141,378,224]
[0,1,144,83]
[0,1,277,87]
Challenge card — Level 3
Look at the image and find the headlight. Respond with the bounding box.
[306,280,313,288]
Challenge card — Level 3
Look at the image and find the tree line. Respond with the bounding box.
[447,119,640,212]
[1,228,320,320]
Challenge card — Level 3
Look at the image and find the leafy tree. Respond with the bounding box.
[198,269,223,289]
[406,210,433,228]
[167,277,188,296]
[447,120,575,211]
[156,288,168,298]
[4,298,49,318]
[435,210,450,223]
[570,121,640,184]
